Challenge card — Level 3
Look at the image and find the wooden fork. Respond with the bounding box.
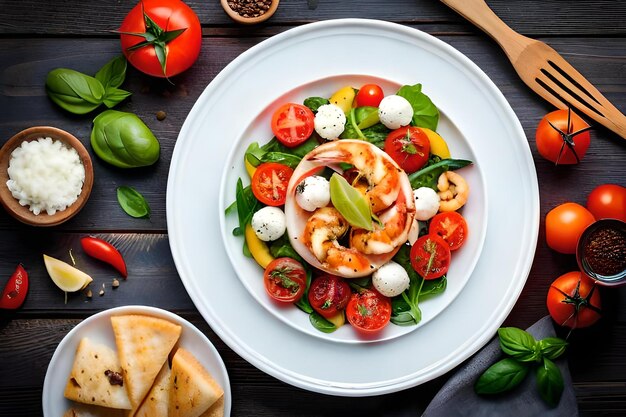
[440,0,626,139]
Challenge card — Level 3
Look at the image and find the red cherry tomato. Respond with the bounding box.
[355,84,385,107]
[263,258,306,303]
[384,127,431,173]
[0,264,29,310]
[251,162,294,206]
[81,236,128,278]
[119,0,202,78]
[345,289,391,332]
[429,212,469,251]
[308,274,351,319]
[535,109,591,165]
[410,234,451,279]
[271,103,315,147]
[586,184,626,222]
[545,202,595,254]
[547,271,601,329]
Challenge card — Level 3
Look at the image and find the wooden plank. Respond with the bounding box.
[0,0,625,36]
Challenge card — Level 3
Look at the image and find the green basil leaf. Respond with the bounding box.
[475,358,529,395]
[45,69,104,114]
[91,110,160,168]
[329,173,373,231]
[498,327,540,362]
[102,87,132,108]
[408,157,472,190]
[245,142,264,167]
[539,337,568,360]
[116,186,150,218]
[95,55,128,89]
[303,97,329,113]
[396,83,440,130]
[269,235,304,263]
[45,91,101,114]
[58,71,104,104]
[536,358,564,407]
[309,312,337,333]
[295,269,313,314]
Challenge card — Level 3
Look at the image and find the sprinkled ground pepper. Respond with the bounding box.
[584,226,626,276]
[228,0,272,18]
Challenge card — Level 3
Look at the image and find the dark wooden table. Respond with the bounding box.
[0,1,625,415]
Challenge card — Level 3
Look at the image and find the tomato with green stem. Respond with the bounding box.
[384,126,431,173]
[263,258,306,303]
[410,234,451,279]
[535,108,592,165]
[547,271,601,329]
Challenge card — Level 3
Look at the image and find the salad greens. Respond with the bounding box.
[408,157,473,190]
[396,83,439,131]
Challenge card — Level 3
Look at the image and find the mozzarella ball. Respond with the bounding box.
[251,206,286,242]
[372,261,410,297]
[413,187,440,221]
[314,104,346,140]
[295,176,330,212]
[378,95,414,129]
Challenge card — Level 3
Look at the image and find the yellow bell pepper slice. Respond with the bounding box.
[327,310,345,328]
[421,127,451,159]
[329,86,356,114]
[244,157,257,178]
[245,224,274,268]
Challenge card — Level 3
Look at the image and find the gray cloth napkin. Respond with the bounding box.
[422,316,577,417]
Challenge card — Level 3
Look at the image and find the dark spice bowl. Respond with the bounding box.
[0,126,94,227]
[221,0,279,24]
[576,218,626,286]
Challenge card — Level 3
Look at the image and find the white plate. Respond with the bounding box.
[218,74,488,343]
[167,19,538,396]
[42,305,231,416]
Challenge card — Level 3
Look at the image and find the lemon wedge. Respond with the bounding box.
[43,254,93,292]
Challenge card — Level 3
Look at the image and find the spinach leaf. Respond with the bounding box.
[309,312,337,333]
[341,121,390,148]
[233,178,259,236]
[391,245,423,326]
[269,235,303,263]
[475,358,529,395]
[536,358,564,407]
[304,97,329,113]
[396,83,439,130]
[420,276,447,298]
[408,157,473,190]
[295,268,313,314]
[246,137,319,168]
[116,186,150,218]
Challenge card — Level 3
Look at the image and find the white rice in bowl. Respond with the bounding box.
[6,137,85,215]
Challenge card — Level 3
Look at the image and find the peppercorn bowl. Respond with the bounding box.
[0,126,94,227]
[576,218,626,286]
[220,0,279,24]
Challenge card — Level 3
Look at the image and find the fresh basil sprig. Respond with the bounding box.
[475,327,568,408]
[116,186,150,218]
[46,56,131,114]
[396,83,440,130]
[329,173,373,231]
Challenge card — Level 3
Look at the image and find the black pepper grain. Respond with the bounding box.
[228,0,272,18]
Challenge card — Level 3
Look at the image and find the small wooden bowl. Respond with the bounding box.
[220,0,279,24]
[0,126,94,227]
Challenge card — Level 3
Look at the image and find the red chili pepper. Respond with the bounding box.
[0,264,29,310]
[81,236,128,278]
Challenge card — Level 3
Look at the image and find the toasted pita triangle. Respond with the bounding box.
[169,348,224,417]
[63,337,132,410]
[111,315,181,410]
[199,395,224,417]
[134,362,170,417]
[63,403,126,417]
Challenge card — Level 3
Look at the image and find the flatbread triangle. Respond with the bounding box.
[134,362,170,417]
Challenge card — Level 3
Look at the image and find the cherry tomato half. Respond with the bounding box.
[263,258,306,303]
[535,109,591,165]
[346,289,391,332]
[120,0,202,78]
[410,234,451,279]
[251,162,294,206]
[384,127,431,173]
[271,103,315,148]
[429,211,469,251]
[308,274,351,319]
[355,84,384,108]
[547,271,601,329]
[546,202,595,254]
[586,184,626,222]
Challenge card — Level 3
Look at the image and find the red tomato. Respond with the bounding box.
[547,271,601,329]
[345,289,391,332]
[263,258,306,303]
[546,202,595,254]
[410,234,451,279]
[308,275,351,319]
[119,0,202,78]
[0,264,28,310]
[251,163,293,206]
[81,236,128,278]
[429,212,469,251]
[535,109,591,165]
[355,84,384,107]
[271,103,315,147]
[384,127,431,173]
[586,184,626,222]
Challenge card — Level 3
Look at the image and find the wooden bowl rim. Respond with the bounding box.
[0,126,94,227]
[220,0,279,24]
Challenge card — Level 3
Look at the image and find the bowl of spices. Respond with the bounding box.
[221,0,279,24]
[0,126,94,227]
[577,218,626,286]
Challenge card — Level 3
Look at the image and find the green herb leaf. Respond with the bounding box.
[102,87,132,108]
[234,178,259,236]
[498,327,540,362]
[303,97,329,113]
[45,69,105,114]
[95,55,128,89]
[475,358,529,395]
[396,83,440,130]
[536,358,564,407]
[116,186,150,218]
[408,158,473,190]
[539,337,568,360]
[295,268,313,314]
[348,108,366,140]
[309,312,337,333]
[329,173,373,231]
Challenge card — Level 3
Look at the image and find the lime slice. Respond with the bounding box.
[43,254,93,292]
